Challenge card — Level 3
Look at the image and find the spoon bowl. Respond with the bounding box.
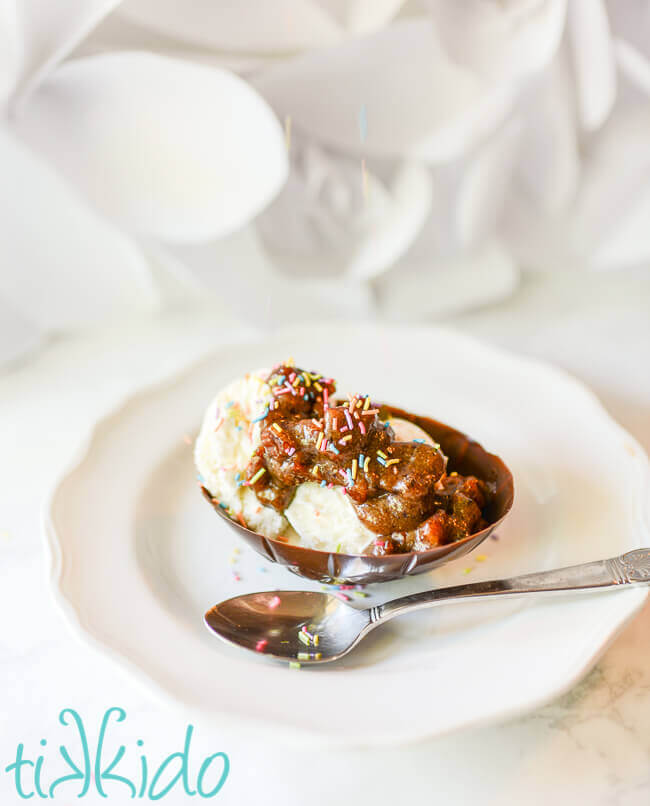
[205,591,371,663]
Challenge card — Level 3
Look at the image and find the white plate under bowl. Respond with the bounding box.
[44,324,649,746]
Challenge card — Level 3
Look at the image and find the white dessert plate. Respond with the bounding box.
[44,324,649,746]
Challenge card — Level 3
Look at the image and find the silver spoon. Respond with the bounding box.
[204,549,650,665]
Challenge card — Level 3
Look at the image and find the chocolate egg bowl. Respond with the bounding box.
[198,371,514,584]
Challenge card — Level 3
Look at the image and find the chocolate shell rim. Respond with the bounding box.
[200,404,514,562]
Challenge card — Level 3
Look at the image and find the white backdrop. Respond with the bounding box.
[3,1,650,359]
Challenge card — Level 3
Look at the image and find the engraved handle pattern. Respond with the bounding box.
[616,549,650,582]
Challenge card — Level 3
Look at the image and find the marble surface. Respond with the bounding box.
[0,268,648,804]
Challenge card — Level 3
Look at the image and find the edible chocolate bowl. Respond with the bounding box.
[201,404,514,585]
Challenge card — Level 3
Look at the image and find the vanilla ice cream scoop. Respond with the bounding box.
[194,369,288,538]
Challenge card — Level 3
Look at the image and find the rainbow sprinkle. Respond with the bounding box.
[250,406,269,423]
[359,104,368,142]
[248,467,266,485]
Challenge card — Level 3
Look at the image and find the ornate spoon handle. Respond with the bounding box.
[373,549,650,623]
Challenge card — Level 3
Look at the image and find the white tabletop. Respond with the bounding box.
[1,267,648,805]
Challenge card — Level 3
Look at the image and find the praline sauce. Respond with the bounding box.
[245,365,493,554]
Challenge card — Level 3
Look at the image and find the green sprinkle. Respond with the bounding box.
[249,467,266,484]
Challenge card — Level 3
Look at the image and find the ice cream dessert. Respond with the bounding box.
[195,362,494,555]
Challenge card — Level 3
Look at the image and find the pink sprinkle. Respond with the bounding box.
[340,425,349,433]
[288,372,296,383]
[256,639,268,652]
[337,592,351,602]
[274,387,291,396]
[327,482,333,489]
[358,421,366,435]
[299,387,305,397]
[323,388,329,409]
[233,573,241,582]
[345,410,353,429]
[268,595,281,610]
[287,447,296,456]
